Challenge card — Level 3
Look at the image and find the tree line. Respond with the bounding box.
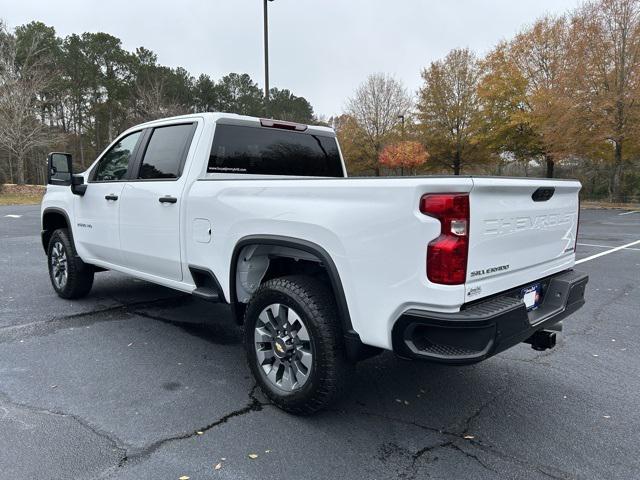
[1,0,638,202]
[0,20,315,185]
[336,0,640,202]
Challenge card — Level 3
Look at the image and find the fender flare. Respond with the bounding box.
[41,207,72,253]
[229,235,355,335]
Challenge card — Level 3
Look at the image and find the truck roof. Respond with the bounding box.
[134,112,336,137]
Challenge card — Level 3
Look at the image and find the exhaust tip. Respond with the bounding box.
[524,330,557,351]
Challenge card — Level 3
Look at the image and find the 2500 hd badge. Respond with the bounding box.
[470,264,510,278]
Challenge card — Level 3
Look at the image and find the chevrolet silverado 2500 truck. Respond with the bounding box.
[41,113,588,414]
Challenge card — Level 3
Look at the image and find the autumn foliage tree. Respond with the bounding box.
[477,0,640,196]
[379,141,429,175]
[418,48,488,175]
[337,0,639,200]
[567,0,640,201]
[332,114,375,175]
[346,73,412,175]
[479,16,572,178]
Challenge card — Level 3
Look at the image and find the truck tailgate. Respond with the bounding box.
[465,177,581,301]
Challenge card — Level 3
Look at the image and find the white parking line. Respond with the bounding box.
[576,239,640,264]
[3,215,22,218]
[618,210,639,216]
[577,242,640,251]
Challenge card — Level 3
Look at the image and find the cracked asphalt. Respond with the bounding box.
[1,204,639,479]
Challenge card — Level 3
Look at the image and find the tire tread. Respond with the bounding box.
[47,228,94,299]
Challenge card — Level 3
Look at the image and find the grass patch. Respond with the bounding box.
[0,184,45,206]
[0,193,44,205]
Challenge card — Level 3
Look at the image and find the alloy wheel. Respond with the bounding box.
[254,303,313,392]
[50,241,68,289]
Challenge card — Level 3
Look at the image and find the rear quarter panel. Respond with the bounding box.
[185,177,474,349]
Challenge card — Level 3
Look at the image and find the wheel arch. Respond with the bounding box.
[229,235,354,334]
[41,207,72,253]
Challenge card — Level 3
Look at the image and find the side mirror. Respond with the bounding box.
[47,152,86,196]
[47,152,72,186]
[71,174,87,196]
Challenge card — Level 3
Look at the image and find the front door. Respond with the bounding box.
[119,122,196,281]
[73,130,143,265]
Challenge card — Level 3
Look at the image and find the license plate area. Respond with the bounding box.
[521,283,542,311]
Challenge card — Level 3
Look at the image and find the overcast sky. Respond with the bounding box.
[2,0,580,117]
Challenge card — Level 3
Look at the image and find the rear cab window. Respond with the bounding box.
[207,124,344,177]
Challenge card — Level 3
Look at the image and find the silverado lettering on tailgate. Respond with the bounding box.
[470,264,510,278]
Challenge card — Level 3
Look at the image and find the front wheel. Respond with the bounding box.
[244,275,353,415]
[47,228,94,299]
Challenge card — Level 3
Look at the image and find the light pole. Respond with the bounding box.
[397,114,406,176]
[263,0,274,108]
[397,114,405,139]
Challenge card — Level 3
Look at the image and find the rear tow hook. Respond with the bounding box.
[524,330,557,351]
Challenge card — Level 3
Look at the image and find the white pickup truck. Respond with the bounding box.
[41,113,588,414]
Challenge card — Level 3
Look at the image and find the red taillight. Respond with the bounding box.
[420,193,470,285]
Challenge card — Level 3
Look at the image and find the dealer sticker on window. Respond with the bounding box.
[521,283,542,311]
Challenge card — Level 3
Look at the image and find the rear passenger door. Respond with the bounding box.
[119,122,197,281]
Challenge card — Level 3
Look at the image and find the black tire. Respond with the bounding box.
[244,275,354,415]
[47,228,94,299]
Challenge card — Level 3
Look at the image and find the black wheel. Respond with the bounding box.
[47,228,94,299]
[244,275,353,415]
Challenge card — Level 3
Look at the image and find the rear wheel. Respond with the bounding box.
[244,275,353,415]
[47,228,94,299]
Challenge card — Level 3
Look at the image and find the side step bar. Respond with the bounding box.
[189,265,225,303]
[192,287,220,302]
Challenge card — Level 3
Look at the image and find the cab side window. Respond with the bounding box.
[93,131,142,182]
[137,123,195,180]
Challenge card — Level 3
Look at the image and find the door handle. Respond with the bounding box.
[159,196,177,204]
[104,194,118,201]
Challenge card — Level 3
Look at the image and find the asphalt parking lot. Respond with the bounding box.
[0,205,638,480]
